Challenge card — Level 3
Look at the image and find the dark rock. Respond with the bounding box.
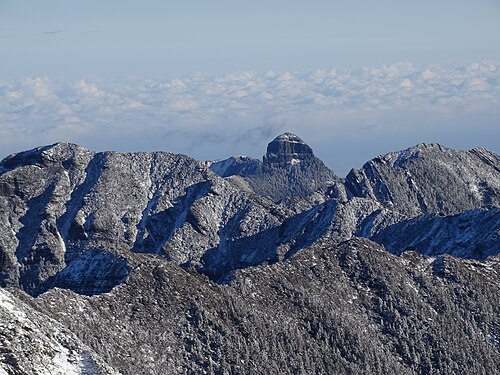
[246,133,339,202]
[263,132,315,170]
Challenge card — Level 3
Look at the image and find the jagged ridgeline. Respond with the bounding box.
[0,133,499,374]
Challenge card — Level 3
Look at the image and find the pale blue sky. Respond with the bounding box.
[0,1,499,174]
[1,0,500,78]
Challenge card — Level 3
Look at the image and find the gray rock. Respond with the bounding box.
[206,156,262,177]
[245,133,339,202]
[263,132,315,170]
[0,142,333,294]
[345,143,500,216]
[1,138,499,297]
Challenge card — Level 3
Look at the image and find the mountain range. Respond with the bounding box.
[0,133,498,374]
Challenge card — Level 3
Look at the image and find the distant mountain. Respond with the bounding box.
[345,143,500,216]
[206,155,262,178]
[246,133,339,202]
[344,143,500,258]
[0,133,499,374]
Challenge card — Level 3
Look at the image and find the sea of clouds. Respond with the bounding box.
[1,61,499,175]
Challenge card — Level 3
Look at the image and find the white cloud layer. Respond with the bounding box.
[1,62,499,176]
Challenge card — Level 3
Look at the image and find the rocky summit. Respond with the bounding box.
[0,133,499,374]
[263,132,315,169]
[245,133,338,202]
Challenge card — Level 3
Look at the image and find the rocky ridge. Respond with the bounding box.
[206,156,262,178]
[345,143,500,216]
[0,133,499,374]
[1,135,499,295]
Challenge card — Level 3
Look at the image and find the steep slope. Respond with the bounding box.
[211,138,499,257]
[17,238,500,375]
[1,138,499,297]
[345,144,500,217]
[370,208,500,259]
[0,142,339,294]
[0,288,118,375]
[342,144,500,257]
[0,143,270,293]
[206,137,500,261]
[243,133,339,202]
[0,136,499,374]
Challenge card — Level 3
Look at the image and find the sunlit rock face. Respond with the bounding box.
[345,143,500,217]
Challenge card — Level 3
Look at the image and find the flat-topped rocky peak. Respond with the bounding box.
[263,132,315,169]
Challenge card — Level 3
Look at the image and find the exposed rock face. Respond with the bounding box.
[0,134,499,374]
[0,141,338,294]
[1,137,499,297]
[263,132,315,170]
[242,133,338,202]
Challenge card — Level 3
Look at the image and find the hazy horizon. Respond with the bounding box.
[1,1,499,176]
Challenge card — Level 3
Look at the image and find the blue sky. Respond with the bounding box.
[1,1,499,175]
[2,0,500,77]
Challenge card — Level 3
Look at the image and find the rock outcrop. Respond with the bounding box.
[263,132,315,170]
[0,141,336,294]
[244,133,339,202]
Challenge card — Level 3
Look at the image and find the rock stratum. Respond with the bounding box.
[0,133,499,374]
